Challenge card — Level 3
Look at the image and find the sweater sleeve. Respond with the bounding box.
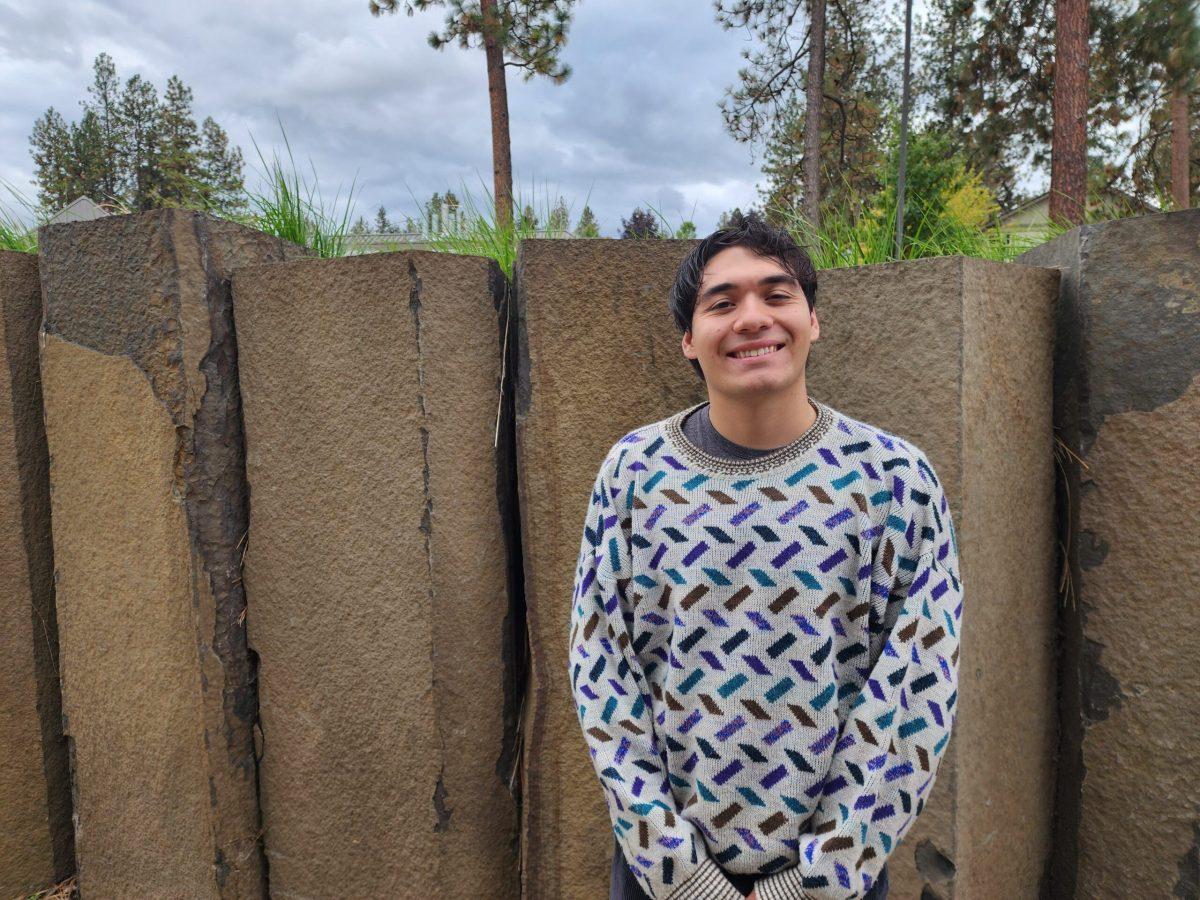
[756,452,963,900]
[568,455,745,900]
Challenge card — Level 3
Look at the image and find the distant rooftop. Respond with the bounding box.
[47,197,110,226]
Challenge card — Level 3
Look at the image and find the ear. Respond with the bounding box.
[681,330,695,359]
[809,308,820,342]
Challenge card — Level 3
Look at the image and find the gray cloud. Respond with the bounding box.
[0,0,764,235]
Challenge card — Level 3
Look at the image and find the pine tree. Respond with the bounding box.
[519,203,538,231]
[69,110,108,203]
[574,204,599,237]
[428,192,444,233]
[547,196,570,234]
[675,221,698,239]
[29,108,74,209]
[158,76,201,207]
[936,0,1134,208]
[1125,0,1200,208]
[620,207,660,239]
[444,190,461,232]
[84,52,124,202]
[716,207,765,229]
[918,0,976,137]
[375,205,394,232]
[370,0,579,230]
[197,117,246,215]
[718,0,895,225]
[28,53,244,215]
[118,75,163,209]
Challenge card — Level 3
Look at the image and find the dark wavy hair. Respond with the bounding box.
[668,211,817,381]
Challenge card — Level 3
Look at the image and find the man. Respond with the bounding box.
[566,214,964,899]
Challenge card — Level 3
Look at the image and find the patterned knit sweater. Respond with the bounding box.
[567,397,963,900]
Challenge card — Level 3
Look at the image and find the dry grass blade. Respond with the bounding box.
[18,876,79,900]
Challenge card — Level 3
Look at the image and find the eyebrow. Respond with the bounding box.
[700,273,799,302]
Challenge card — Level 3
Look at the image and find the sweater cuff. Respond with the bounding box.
[662,857,747,900]
[754,866,816,900]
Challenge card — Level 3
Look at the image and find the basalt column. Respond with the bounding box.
[1021,210,1200,899]
[231,251,520,898]
[815,257,1060,899]
[0,250,72,895]
[514,239,704,899]
[37,210,302,898]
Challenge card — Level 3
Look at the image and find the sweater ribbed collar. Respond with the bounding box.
[661,396,835,476]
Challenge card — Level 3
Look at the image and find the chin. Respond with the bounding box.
[722,371,804,396]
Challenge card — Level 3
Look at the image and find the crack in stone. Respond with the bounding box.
[408,258,451,834]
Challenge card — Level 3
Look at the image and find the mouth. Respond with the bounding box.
[728,342,785,361]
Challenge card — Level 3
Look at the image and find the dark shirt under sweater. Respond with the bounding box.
[610,400,891,900]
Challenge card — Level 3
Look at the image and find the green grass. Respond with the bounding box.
[413,176,582,278]
[0,182,42,253]
[774,192,1070,270]
[243,121,359,258]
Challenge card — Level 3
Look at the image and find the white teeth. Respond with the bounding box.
[732,344,781,359]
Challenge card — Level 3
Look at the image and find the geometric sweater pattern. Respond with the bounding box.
[568,397,963,900]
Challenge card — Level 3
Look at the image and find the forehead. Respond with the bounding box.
[699,245,791,285]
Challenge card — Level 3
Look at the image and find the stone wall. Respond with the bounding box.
[5,212,1193,898]
[0,250,72,895]
[231,251,521,899]
[1020,209,1200,900]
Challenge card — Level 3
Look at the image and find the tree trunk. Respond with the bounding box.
[1171,86,1191,209]
[803,0,826,230]
[1050,0,1089,226]
[481,0,514,230]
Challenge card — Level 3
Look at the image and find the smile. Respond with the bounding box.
[729,343,784,359]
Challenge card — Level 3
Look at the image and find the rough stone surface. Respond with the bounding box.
[37,210,302,898]
[0,251,72,895]
[815,258,1060,899]
[1020,210,1200,899]
[514,239,701,900]
[515,243,1059,900]
[231,251,519,899]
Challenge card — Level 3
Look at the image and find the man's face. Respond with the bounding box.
[681,244,819,401]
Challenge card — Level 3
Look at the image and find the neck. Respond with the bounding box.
[705,383,816,449]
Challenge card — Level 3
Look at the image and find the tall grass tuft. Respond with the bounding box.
[0,182,43,254]
[415,176,578,278]
[244,122,358,258]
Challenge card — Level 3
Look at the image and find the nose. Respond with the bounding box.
[733,294,775,332]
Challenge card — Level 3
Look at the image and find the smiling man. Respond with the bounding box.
[568,214,963,900]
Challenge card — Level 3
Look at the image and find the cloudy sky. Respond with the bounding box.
[0,0,795,236]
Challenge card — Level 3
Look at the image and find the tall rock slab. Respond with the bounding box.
[37,210,301,898]
[0,250,73,895]
[1020,210,1200,899]
[813,257,1059,899]
[514,240,699,900]
[231,252,520,898]
[514,242,1059,900]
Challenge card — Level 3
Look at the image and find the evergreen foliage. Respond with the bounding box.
[28,53,245,214]
[574,204,600,237]
[715,0,896,222]
[620,207,662,239]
